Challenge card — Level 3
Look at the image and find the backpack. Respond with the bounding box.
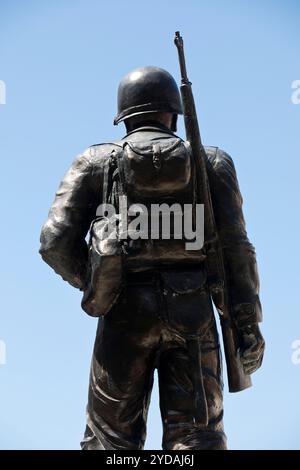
[81,136,205,317]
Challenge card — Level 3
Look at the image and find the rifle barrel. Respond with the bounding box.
[174,31,189,83]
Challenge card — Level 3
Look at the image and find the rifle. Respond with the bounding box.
[174,31,251,392]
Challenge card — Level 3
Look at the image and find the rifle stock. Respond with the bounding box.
[174,31,251,392]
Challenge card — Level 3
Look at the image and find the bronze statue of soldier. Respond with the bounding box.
[40,34,264,450]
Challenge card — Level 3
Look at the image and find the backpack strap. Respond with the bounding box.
[102,155,111,205]
[100,142,123,206]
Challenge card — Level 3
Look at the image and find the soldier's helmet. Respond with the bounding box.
[114,66,182,125]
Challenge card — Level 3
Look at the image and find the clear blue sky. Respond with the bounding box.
[0,0,299,450]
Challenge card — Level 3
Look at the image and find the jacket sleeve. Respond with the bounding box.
[206,147,262,327]
[39,147,99,289]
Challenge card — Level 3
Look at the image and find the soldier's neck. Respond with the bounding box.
[124,122,174,137]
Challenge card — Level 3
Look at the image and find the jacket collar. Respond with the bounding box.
[122,123,176,139]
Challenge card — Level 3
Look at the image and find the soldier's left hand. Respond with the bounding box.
[240,324,265,374]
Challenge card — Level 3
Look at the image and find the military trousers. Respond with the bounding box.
[81,268,227,450]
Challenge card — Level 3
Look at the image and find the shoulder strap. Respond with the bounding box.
[115,147,126,197]
[102,145,123,204]
[99,143,126,207]
[102,156,111,204]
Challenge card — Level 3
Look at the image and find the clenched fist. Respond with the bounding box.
[240,324,265,375]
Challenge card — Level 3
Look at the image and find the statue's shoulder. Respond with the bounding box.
[204,146,239,188]
[204,146,234,171]
[89,142,122,166]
